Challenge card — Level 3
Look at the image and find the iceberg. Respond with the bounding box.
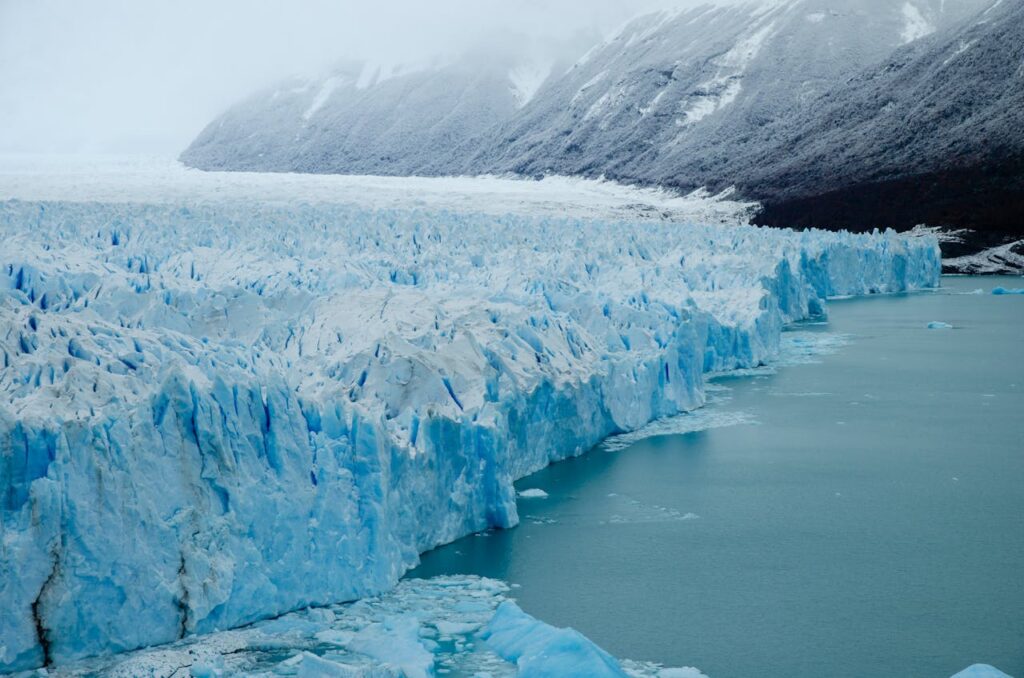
[927,321,954,329]
[0,172,940,671]
[991,287,1024,295]
[950,665,1013,678]
[481,600,627,677]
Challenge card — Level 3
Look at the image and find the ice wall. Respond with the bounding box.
[0,199,940,671]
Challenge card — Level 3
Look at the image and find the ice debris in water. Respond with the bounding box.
[601,493,699,525]
[29,576,702,677]
[518,488,549,499]
[0,183,940,670]
[991,287,1024,295]
[773,331,852,365]
[927,321,953,329]
[601,406,756,452]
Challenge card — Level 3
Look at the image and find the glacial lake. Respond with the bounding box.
[410,276,1024,677]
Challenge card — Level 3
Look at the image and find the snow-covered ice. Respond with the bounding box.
[0,158,940,671]
[0,155,757,226]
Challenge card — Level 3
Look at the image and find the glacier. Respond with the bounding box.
[0,165,940,672]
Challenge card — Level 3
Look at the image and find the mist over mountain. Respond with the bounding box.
[180,35,591,176]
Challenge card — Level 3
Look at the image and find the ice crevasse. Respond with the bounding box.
[0,198,940,671]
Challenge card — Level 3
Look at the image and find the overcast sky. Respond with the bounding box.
[0,0,727,156]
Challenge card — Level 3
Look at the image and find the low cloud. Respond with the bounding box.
[0,0,732,155]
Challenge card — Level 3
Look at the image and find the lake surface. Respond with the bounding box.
[410,276,1024,677]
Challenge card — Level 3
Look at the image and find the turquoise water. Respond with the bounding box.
[410,277,1024,677]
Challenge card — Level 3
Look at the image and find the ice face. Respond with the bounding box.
[0,188,940,671]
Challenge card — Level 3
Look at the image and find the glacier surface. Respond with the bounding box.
[0,166,940,672]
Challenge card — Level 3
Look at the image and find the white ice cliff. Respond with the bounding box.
[0,170,940,672]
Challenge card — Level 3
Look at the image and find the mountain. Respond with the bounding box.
[180,41,581,175]
[448,0,984,182]
[180,0,1022,270]
[186,0,980,180]
[741,0,1024,259]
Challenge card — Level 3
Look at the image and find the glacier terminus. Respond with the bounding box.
[0,162,941,673]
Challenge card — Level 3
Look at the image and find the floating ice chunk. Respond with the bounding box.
[518,488,549,499]
[927,321,953,329]
[346,616,433,678]
[295,652,363,677]
[481,601,627,677]
[992,287,1024,295]
[434,620,481,636]
[655,668,710,678]
[314,629,355,646]
[950,664,1013,678]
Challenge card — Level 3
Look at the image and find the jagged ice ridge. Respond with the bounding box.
[0,195,939,672]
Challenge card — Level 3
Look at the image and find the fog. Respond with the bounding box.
[0,0,732,156]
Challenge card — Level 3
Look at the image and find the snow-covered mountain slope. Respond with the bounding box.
[180,0,978,182]
[180,39,579,176]
[943,240,1024,275]
[184,0,982,183]
[180,56,521,174]
[454,0,982,183]
[746,0,1024,256]
[179,0,1021,268]
[0,164,939,672]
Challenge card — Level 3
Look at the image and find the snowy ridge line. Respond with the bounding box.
[0,198,940,672]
